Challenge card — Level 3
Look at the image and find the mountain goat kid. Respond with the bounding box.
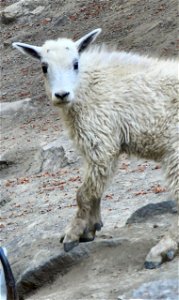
[13,29,178,269]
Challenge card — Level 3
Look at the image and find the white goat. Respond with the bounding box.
[13,29,178,269]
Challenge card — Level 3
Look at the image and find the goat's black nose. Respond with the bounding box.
[55,92,70,100]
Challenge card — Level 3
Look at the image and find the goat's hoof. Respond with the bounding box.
[60,220,102,251]
[79,236,95,243]
[64,240,79,252]
[79,227,96,242]
[94,222,103,231]
[166,249,175,260]
[60,235,65,243]
[144,248,176,269]
[144,235,178,269]
[144,261,161,269]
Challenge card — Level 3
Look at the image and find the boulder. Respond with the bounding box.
[126,200,177,224]
[0,98,33,116]
[0,148,42,178]
[40,143,69,172]
[0,136,79,177]
[39,136,79,172]
[118,279,179,300]
[0,0,48,24]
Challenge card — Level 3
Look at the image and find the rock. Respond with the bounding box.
[0,0,49,24]
[0,148,43,178]
[17,246,90,297]
[14,235,149,297]
[118,279,179,299]
[53,15,68,27]
[39,137,79,172]
[126,200,177,224]
[0,193,12,207]
[0,98,33,116]
[0,136,79,178]
[40,144,69,172]
[133,279,179,299]
[30,6,45,15]
[0,159,13,171]
[3,40,11,47]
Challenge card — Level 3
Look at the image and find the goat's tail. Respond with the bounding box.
[0,247,18,300]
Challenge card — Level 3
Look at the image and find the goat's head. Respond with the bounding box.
[13,28,101,105]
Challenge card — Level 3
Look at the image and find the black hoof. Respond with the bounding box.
[166,250,175,261]
[94,222,103,231]
[60,236,65,243]
[144,261,161,269]
[79,236,95,243]
[64,240,79,252]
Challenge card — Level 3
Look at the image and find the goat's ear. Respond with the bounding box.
[75,28,102,53]
[12,42,42,60]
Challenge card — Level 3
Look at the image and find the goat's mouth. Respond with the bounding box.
[52,98,71,106]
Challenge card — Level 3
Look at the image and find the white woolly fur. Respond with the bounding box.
[13,29,178,262]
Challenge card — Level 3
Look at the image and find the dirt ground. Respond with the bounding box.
[0,0,178,299]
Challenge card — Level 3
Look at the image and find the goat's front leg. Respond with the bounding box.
[61,163,113,252]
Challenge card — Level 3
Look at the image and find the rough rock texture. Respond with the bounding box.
[118,279,179,300]
[126,200,177,224]
[0,0,48,24]
[132,279,178,299]
[0,98,32,115]
[39,137,79,173]
[1,0,178,299]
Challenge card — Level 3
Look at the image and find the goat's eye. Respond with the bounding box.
[73,61,78,71]
[42,63,48,74]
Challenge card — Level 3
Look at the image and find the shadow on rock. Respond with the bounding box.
[126,200,177,225]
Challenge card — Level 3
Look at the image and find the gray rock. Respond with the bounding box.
[0,98,32,116]
[121,279,179,300]
[0,136,79,178]
[126,200,177,224]
[0,0,48,24]
[40,144,69,172]
[15,237,141,298]
[39,137,79,172]
[53,15,68,27]
[30,6,45,15]
[17,246,90,297]
[0,148,42,179]
[0,193,12,207]
[0,160,13,171]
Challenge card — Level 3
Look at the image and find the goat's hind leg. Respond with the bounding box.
[61,163,114,252]
[145,150,179,269]
[144,226,178,269]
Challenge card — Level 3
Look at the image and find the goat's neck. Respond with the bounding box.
[59,102,82,137]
